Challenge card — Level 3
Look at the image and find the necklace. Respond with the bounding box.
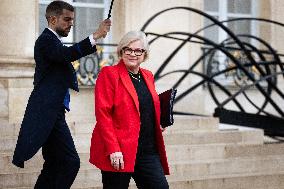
[128,71,141,82]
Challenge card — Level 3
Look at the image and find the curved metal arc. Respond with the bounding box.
[194,17,284,37]
[229,41,272,115]
[192,30,284,116]
[147,32,284,58]
[170,68,247,111]
[146,32,240,108]
[222,34,284,108]
[172,70,242,107]
[241,91,275,117]
[219,37,275,114]
[140,6,260,74]
[155,67,245,112]
[158,60,281,113]
[222,34,283,74]
[139,6,284,135]
[219,70,284,111]
[145,31,283,114]
[141,7,283,105]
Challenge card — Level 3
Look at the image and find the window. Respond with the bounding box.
[203,0,261,87]
[38,0,110,43]
[203,0,258,44]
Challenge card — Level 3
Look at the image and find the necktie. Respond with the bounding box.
[63,89,70,111]
[60,38,71,111]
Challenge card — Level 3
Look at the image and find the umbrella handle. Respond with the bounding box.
[107,0,115,19]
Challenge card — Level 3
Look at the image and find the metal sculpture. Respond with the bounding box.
[140,7,284,138]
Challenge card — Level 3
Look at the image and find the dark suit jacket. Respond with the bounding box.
[12,28,96,168]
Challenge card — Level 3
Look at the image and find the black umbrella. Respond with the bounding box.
[107,0,115,19]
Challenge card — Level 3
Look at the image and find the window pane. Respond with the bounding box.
[228,0,251,14]
[204,0,219,12]
[227,18,251,43]
[39,4,48,35]
[74,0,104,3]
[39,2,106,43]
[204,17,219,43]
[74,7,104,42]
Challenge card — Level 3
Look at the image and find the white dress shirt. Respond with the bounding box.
[47,28,96,46]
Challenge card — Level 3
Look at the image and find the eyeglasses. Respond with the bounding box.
[122,47,145,56]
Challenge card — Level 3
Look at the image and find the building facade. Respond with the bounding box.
[1,0,284,124]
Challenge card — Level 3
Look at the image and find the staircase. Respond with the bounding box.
[1,116,284,189]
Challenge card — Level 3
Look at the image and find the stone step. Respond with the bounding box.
[0,120,16,137]
[2,142,284,173]
[0,152,43,174]
[0,128,264,154]
[72,129,264,153]
[169,116,219,131]
[2,155,284,188]
[73,173,284,189]
[163,128,264,145]
[170,156,284,180]
[166,142,284,162]
[0,116,219,137]
[6,173,284,189]
[74,156,284,188]
[68,116,219,134]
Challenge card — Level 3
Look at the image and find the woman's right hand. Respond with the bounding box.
[109,152,124,170]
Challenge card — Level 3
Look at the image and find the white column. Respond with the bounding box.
[0,0,37,122]
[0,0,37,58]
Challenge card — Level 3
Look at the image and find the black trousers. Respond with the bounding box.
[101,154,169,189]
[34,107,80,189]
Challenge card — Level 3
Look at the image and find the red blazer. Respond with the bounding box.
[89,59,169,174]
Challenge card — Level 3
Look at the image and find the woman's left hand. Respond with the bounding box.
[110,152,124,170]
[161,126,167,132]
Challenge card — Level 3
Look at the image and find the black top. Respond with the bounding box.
[129,71,158,156]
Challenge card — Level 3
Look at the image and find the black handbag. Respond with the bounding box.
[159,88,177,128]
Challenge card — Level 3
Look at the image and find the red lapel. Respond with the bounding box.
[118,60,140,114]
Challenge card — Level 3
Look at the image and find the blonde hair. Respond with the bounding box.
[117,31,150,61]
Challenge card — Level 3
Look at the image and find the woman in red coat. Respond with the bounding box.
[89,31,169,189]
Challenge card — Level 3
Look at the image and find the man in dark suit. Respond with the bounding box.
[12,1,111,188]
